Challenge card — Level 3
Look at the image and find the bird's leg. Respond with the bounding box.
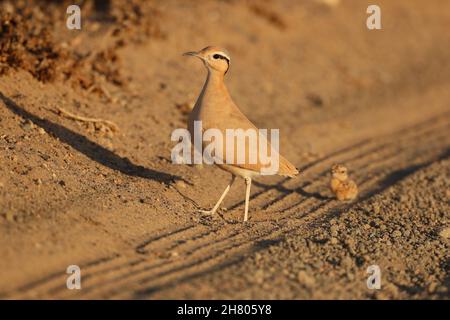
[243,177,252,222]
[199,175,236,215]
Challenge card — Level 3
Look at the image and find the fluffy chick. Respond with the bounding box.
[330,164,358,201]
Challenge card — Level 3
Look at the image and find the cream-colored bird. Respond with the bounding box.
[184,46,299,221]
[330,164,358,201]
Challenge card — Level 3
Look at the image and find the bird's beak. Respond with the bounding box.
[183,51,202,59]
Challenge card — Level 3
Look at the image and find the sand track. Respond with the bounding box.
[3,111,448,299]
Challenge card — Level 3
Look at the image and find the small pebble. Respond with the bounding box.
[297,271,315,288]
[176,180,187,189]
[428,282,437,293]
[330,225,339,235]
[438,227,450,239]
[21,120,35,131]
[5,212,15,222]
[253,269,265,284]
[392,230,402,238]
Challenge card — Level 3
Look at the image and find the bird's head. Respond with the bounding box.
[331,164,348,181]
[183,46,231,75]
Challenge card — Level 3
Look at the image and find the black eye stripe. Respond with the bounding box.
[213,54,229,63]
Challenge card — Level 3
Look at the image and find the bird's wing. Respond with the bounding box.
[204,104,299,177]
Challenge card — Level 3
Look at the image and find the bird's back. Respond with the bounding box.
[189,77,298,177]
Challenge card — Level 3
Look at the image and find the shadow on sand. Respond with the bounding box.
[0,92,184,184]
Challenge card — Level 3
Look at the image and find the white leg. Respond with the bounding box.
[200,175,236,215]
[244,177,252,222]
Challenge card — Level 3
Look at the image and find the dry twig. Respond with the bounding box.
[54,107,119,132]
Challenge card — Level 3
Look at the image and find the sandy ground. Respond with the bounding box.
[0,0,449,299]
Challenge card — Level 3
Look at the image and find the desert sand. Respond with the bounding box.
[0,0,448,299]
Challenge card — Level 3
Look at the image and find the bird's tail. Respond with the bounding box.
[277,156,300,177]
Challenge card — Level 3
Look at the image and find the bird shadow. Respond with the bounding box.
[0,92,184,184]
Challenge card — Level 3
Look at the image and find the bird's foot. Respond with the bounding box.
[198,208,216,215]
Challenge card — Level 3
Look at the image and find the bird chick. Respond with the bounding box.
[330,164,358,201]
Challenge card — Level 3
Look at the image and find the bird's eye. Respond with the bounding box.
[213,54,221,59]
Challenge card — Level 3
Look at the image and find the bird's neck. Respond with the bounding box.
[195,70,229,110]
[204,69,225,91]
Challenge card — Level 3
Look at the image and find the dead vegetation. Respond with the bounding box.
[0,3,65,82]
[53,106,119,134]
[0,0,163,95]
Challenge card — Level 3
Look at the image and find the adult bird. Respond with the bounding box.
[184,46,298,221]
